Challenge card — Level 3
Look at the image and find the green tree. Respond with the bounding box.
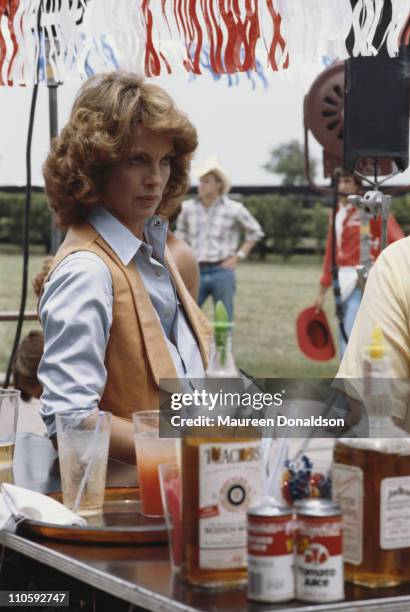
[242,194,306,260]
[242,195,275,260]
[270,196,306,260]
[263,139,316,186]
[31,192,53,252]
[0,191,52,252]
[311,202,329,256]
[392,195,410,236]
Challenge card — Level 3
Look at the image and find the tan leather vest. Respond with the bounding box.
[43,222,211,420]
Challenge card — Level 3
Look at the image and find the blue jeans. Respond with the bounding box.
[198,266,236,320]
[339,286,363,357]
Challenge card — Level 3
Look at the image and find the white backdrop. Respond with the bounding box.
[1,65,410,188]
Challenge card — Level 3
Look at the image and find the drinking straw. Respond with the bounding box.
[261,436,273,497]
[261,436,289,502]
[291,437,311,464]
[267,437,290,503]
[175,438,181,469]
[72,412,101,514]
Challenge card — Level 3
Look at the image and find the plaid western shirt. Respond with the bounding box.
[175,196,264,262]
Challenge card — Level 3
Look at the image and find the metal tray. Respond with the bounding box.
[19,487,168,545]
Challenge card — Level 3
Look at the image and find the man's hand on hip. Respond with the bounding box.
[220,255,239,269]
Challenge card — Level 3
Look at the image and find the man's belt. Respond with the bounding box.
[199,260,225,268]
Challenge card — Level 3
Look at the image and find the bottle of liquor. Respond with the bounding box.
[332,325,410,587]
[180,302,263,587]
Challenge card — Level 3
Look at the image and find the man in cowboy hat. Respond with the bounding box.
[176,156,264,320]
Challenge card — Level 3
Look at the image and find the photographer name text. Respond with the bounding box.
[169,415,345,428]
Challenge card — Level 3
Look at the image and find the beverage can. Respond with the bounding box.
[293,498,340,512]
[247,502,294,602]
[295,499,344,602]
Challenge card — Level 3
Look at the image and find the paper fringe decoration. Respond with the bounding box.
[0,0,409,85]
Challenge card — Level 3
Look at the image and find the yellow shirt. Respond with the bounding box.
[338,236,410,427]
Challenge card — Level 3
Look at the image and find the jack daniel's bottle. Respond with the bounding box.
[333,326,410,587]
[180,303,263,587]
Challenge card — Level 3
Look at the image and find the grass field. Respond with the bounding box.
[0,253,340,378]
[0,253,44,373]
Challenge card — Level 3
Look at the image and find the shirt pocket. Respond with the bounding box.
[188,214,203,239]
[206,212,233,240]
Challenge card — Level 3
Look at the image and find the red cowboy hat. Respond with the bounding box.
[296,307,336,361]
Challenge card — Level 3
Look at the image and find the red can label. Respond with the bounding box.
[296,515,344,602]
[247,514,294,602]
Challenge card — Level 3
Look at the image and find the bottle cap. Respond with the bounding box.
[366,324,385,359]
[213,321,234,331]
[213,301,233,332]
[211,301,233,368]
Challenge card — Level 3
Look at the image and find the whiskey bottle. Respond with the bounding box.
[180,302,263,587]
[332,326,410,587]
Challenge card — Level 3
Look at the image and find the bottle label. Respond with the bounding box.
[248,516,294,602]
[198,441,262,569]
[332,463,363,565]
[248,555,294,602]
[296,519,344,603]
[380,476,410,549]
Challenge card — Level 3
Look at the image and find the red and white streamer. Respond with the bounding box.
[0,0,408,85]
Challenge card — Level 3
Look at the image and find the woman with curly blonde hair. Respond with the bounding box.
[38,72,210,462]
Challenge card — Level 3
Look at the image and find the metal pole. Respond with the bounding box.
[48,83,62,254]
[46,38,62,255]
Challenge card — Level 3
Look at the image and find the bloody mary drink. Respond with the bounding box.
[133,410,176,516]
[136,437,176,515]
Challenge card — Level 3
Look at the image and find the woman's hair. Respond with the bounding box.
[43,72,198,227]
[32,255,53,298]
[12,330,44,402]
[352,174,363,190]
[339,172,363,190]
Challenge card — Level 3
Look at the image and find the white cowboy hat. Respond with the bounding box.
[192,156,231,194]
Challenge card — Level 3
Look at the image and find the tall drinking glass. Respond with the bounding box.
[56,409,112,517]
[159,463,181,571]
[0,389,19,484]
[133,410,176,517]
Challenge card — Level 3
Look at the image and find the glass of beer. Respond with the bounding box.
[133,411,176,517]
[0,389,20,485]
[56,409,112,517]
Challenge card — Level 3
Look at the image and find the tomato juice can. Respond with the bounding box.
[295,499,344,602]
[247,503,294,602]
